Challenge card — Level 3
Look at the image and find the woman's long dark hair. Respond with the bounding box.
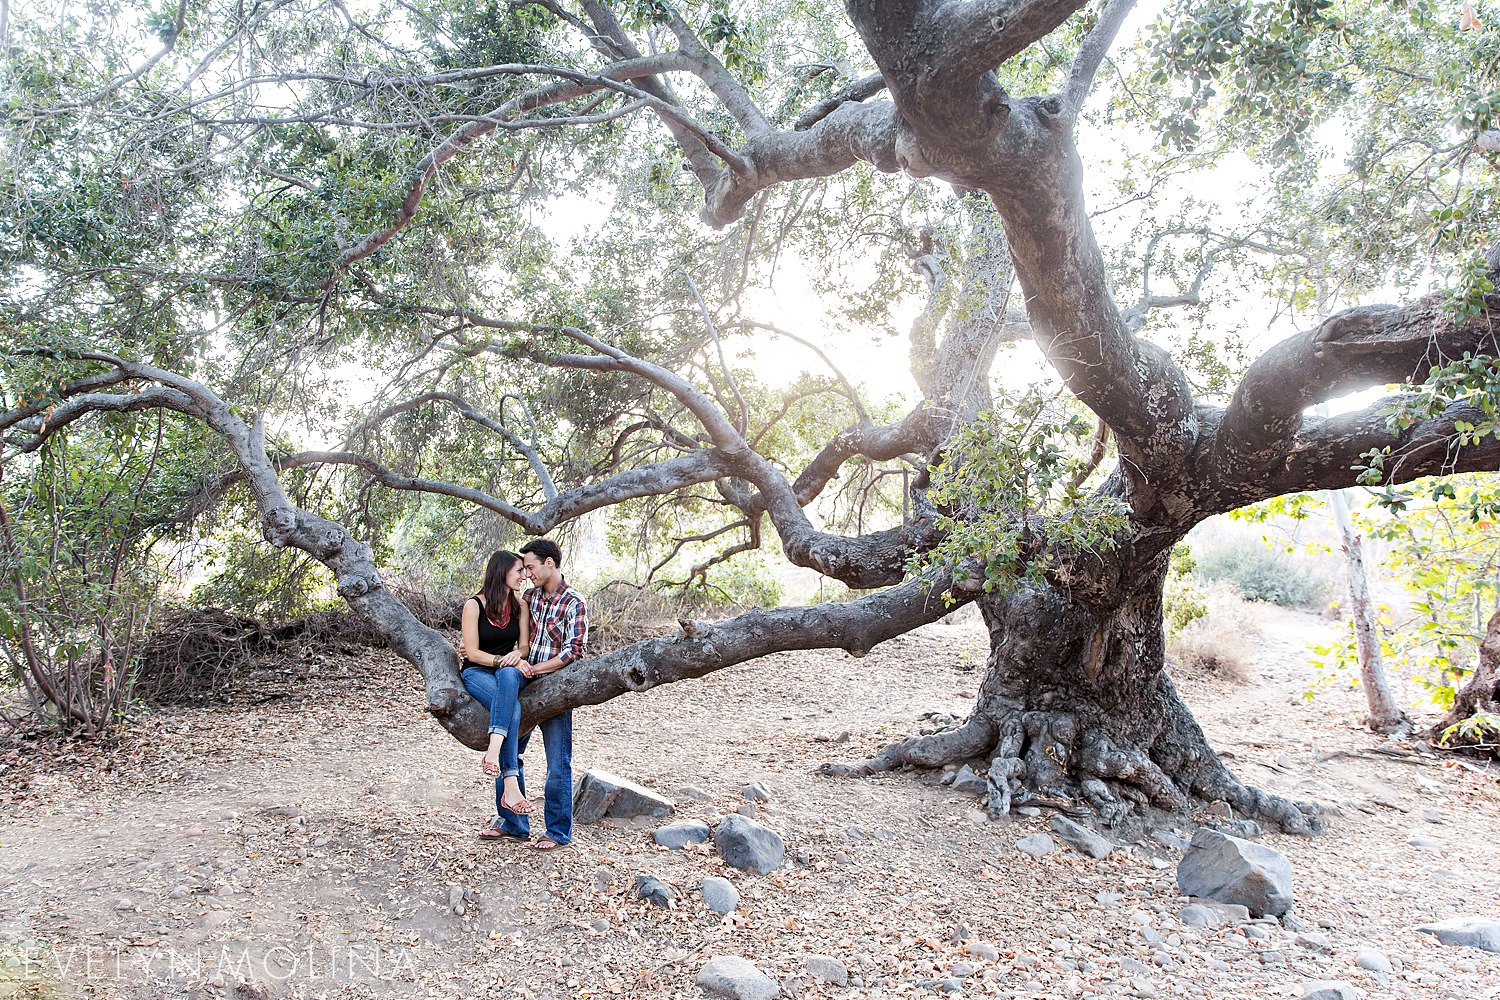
[476,550,522,627]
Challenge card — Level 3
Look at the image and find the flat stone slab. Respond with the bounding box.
[1015,834,1055,857]
[1416,915,1500,953]
[572,769,675,824]
[697,955,778,1000]
[653,819,711,850]
[1049,816,1112,859]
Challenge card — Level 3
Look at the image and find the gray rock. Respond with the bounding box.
[701,876,739,915]
[1353,947,1391,973]
[1416,915,1500,953]
[697,955,779,1000]
[804,955,848,986]
[950,765,988,795]
[1119,957,1150,975]
[1177,904,1217,929]
[1151,830,1190,851]
[1405,837,1442,850]
[1282,910,1308,932]
[1299,980,1360,999]
[713,814,785,874]
[1295,932,1333,953]
[737,802,758,818]
[1213,819,1263,840]
[1420,807,1446,824]
[1176,828,1294,917]
[168,886,190,900]
[1049,816,1112,859]
[447,884,465,915]
[966,941,999,962]
[634,874,676,908]
[590,918,609,932]
[572,769,676,824]
[677,784,711,801]
[742,782,771,803]
[1015,834,1055,857]
[653,820,711,850]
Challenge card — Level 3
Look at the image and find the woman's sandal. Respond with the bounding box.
[500,791,532,815]
[481,758,500,777]
[478,824,527,842]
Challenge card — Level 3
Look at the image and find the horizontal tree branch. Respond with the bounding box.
[516,571,965,732]
[1214,293,1500,473]
[1204,397,1500,512]
[346,390,557,500]
[794,71,887,130]
[701,99,900,228]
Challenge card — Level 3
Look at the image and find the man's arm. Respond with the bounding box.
[524,594,587,678]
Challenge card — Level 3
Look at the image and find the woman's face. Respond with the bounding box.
[504,560,526,591]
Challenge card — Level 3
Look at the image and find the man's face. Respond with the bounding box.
[522,552,547,582]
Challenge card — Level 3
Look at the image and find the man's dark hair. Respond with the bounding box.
[520,538,563,568]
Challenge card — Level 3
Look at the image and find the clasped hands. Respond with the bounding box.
[457,639,534,678]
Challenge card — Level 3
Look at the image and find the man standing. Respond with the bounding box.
[490,538,587,850]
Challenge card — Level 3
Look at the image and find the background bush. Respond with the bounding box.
[1194,539,1330,609]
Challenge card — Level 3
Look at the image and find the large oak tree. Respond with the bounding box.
[4,0,1499,834]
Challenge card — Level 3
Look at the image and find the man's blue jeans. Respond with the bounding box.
[460,666,572,844]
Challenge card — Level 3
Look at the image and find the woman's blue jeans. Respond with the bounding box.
[460,664,524,776]
[459,665,573,845]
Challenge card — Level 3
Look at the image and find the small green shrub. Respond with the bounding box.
[1164,543,1209,637]
[1194,540,1329,609]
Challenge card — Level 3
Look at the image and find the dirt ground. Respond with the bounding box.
[2,603,1499,999]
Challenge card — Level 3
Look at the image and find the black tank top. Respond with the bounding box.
[464,596,521,669]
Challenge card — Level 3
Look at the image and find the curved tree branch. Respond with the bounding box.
[794,71,887,131]
[1205,397,1500,512]
[345,390,558,501]
[1212,294,1500,475]
[791,405,950,505]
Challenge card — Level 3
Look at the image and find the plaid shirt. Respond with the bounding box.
[525,578,587,668]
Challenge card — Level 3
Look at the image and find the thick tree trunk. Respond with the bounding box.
[1327,488,1411,736]
[827,549,1323,835]
[1432,607,1500,755]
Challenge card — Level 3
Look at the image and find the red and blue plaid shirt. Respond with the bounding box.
[525,578,587,667]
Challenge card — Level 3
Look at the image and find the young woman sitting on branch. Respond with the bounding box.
[458,550,532,818]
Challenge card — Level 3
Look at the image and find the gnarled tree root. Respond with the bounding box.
[822,705,1323,836]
